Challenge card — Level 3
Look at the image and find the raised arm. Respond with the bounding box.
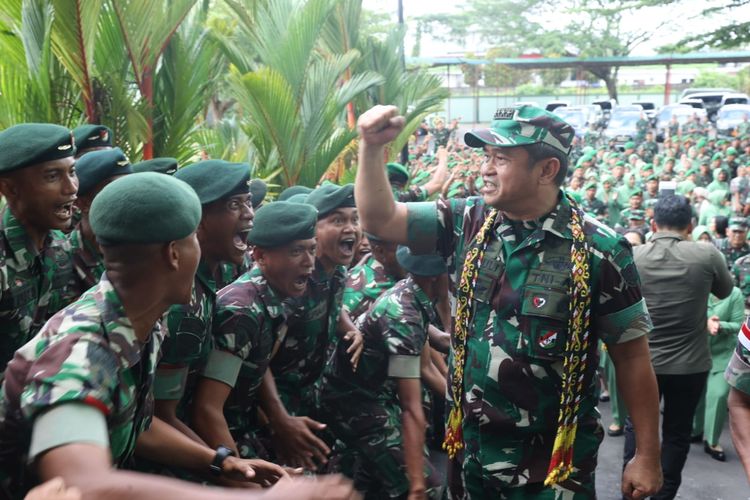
[355,105,410,244]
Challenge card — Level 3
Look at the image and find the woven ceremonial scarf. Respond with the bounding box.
[443,202,593,489]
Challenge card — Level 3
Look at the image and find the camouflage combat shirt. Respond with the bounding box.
[154,260,218,415]
[716,239,750,270]
[406,193,651,491]
[0,208,75,373]
[394,186,428,203]
[67,226,105,296]
[724,322,750,396]
[0,274,162,494]
[270,260,346,415]
[208,266,291,438]
[343,255,399,325]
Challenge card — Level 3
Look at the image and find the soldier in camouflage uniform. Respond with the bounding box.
[150,160,255,446]
[732,253,750,308]
[259,184,364,469]
[0,173,275,498]
[355,104,662,498]
[388,147,449,203]
[0,124,78,373]
[343,234,404,324]
[191,201,317,462]
[642,131,659,164]
[67,148,133,296]
[725,321,750,479]
[716,217,750,271]
[319,247,447,498]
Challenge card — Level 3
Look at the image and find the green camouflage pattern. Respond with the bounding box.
[731,254,750,307]
[67,226,105,296]
[0,208,76,372]
[319,276,440,497]
[270,260,346,416]
[155,261,218,411]
[407,193,651,496]
[213,266,291,457]
[0,275,162,496]
[393,186,428,203]
[725,335,750,397]
[342,255,399,325]
[716,238,750,271]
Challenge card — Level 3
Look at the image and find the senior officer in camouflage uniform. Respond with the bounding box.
[319,246,447,498]
[0,173,286,498]
[67,148,132,296]
[150,160,256,444]
[191,201,317,462]
[717,217,750,271]
[726,320,750,480]
[0,124,77,373]
[258,184,364,469]
[355,104,662,499]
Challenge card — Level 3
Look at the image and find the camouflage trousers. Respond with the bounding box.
[448,422,603,499]
[319,397,443,499]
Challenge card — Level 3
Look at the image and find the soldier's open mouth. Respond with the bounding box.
[54,200,75,220]
[339,237,355,256]
[293,274,310,291]
[233,230,250,251]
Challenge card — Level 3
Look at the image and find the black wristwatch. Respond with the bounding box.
[209,445,236,477]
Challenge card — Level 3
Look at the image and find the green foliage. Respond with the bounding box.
[692,70,740,90]
[483,46,530,89]
[460,52,482,88]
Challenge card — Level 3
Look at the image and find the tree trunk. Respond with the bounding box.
[604,76,618,102]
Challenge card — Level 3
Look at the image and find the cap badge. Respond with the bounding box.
[532,296,546,308]
[494,108,515,120]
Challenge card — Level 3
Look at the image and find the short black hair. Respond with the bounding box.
[525,143,569,186]
[654,194,691,230]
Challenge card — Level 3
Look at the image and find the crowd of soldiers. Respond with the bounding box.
[0,101,748,500]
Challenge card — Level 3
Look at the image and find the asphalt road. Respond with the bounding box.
[595,400,748,500]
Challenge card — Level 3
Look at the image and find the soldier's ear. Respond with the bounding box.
[537,157,561,186]
[0,175,18,200]
[164,240,180,271]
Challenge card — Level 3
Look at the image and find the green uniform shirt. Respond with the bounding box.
[406,193,651,490]
[394,186,428,203]
[67,226,105,296]
[0,274,162,495]
[716,239,750,271]
[706,288,745,372]
[0,208,75,372]
[725,322,750,396]
[270,260,346,415]
[203,267,291,443]
[343,255,399,325]
[153,261,218,412]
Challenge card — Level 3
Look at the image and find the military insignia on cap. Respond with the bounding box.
[538,330,558,349]
[166,167,177,174]
[117,160,129,167]
[57,143,72,151]
[532,296,546,308]
[494,108,516,120]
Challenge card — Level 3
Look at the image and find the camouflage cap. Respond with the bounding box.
[0,123,75,173]
[306,183,355,218]
[131,157,179,175]
[628,209,645,221]
[624,141,635,150]
[386,162,410,184]
[729,216,748,231]
[248,201,317,248]
[72,124,113,152]
[90,172,201,245]
[278,185,313,201]
[464,105,574,156]
[75,147,132,196]
[396,246,447,277]
[174,159,250,205]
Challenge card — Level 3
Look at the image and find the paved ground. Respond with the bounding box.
[595,400,748,499]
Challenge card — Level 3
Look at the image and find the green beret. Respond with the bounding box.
[685,168,698,177]
[630,189,643,197]
[0,123,75,173]
[716,139,727,146]
[387,162,409,184]
[584,181,597,191]
[447,161,457,169]
[696,138,707,148]
[174,160,250,205]
[287,193,309,203]
[90,172,201,245]
[247,201,317,248]
[645,174,658,182]
[628,209,645,220]
[727,147,738,156]
[75,147,132,196]
[615,161,626,167]
[249,179,267,208]
[411,170,431,185]
[72,124,113,151]
[132,157,178,175]
[278,185,313,201]
[306,183,355,218]
[624,141,635,149]
[640,163,654,172]
[711,152,723,162]
[396,246,446,277]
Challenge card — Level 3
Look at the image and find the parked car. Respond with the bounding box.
[716,104,750,137]
[654,104,708,141]
[631,101,657,123]
[686,91,733,120]
[679,87,736,100]
[552,105,601,137]
[679,98,704,109]
[603,107,642,146]
[545,100,569,112]
[721,93,749,106]
[592,100,615,127]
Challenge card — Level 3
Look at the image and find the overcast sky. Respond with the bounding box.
[363,0,750,57]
